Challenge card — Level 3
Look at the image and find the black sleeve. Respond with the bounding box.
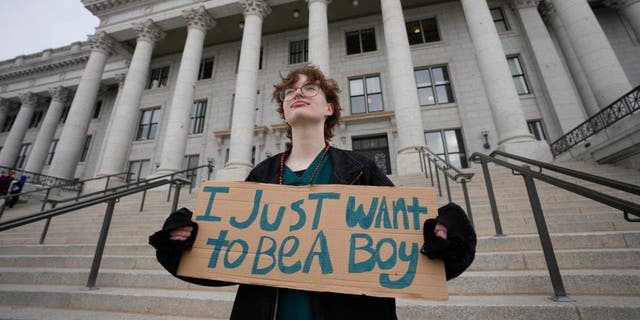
[421,202,476,280]
[149,207,234,287]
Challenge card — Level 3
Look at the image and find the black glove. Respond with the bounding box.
[149,207,199,252]
[421,202,476,280]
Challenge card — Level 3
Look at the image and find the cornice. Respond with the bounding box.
[183,6,216,31]
[82,0,148,15]
[240,0,272,18]
[0,55,90,81]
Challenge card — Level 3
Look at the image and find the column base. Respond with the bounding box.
[396,148,425,176]
[497,139,553,163]
[215,163,253,181]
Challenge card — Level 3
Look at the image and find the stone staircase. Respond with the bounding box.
[0,160,639,319]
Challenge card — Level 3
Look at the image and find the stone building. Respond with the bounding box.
[0,0,638,187]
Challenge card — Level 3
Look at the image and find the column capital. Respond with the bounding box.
[133,19,166,43]
[115,73,127,89]
[183,6,216,31]
[538,0,555,21]
[18,92,39,107]
[512,0,541,9]
[603,0,640,9]
[306,0,332,5]
[48,86,71,104]
[240,0,271,18]
[0,98,17,112]
[88,31,115,54]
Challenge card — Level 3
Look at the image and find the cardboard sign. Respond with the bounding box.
[177,181,447,301]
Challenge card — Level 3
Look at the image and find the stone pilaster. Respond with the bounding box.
[512,0,586,139]
[24,86,70,173]
[307,0,331,75]
[603,0,640,41]
[96,20,165,179]
[548,0,631,108]
[380,0,426,175]
[216,0,271,181]
[49,31,114,179]
[156,7,215,176]
[460,0,551,160]
[0,92,39,167]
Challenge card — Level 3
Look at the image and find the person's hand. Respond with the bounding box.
[170,225,193,241]
[434,223,448,240]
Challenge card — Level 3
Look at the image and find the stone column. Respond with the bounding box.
[604,0,640,40]
[549,0,631,108]
[380,0,426,175]
[216,0,271,181]
[0,98,11,132]
[460,0,551,160]
[307,0,331,75]
[0,92,39,167]
[49,32,113,179]
[156,7,215,176]
[513,0,586,138]
[540,0,600,117]
[24,86,70,173]
[96,20,165,178]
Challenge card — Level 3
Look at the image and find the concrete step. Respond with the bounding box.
[0,306,217,320]
[1,284,639,319]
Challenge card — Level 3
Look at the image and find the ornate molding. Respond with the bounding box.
[49,86,71,104]
[82,0,144,14]
[240,0,272,18]
[602,0,640,9]
[132,19,166,43]
[19,92,39,107]
[183,6,216,31]
[512,0,540,9]
[0,56,90,81]
[538,0,556,22]
[88,31,115,54]
[115,73,127,89]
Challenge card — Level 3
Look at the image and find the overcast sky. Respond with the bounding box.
[0,0,100,61]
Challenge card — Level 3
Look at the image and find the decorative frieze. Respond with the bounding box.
[88,31,115,54]
[240,0,271,18]
[183,6,215,31]
[18,92,39,107]
[602,0,640,8]
[49,86,71,104]
[132,19,166,43]
[513,0,540,9]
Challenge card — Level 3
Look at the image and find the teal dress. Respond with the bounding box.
[277,150,333,320]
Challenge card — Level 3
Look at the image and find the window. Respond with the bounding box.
[190,100,207,134]
[183,154,200,186]
[136,107,161,140]
[198,57,214,80]
[29,111,44,128]
[415,66,455,106]
[127,159,150,182]
[346,28,376,55]
[79,135,92,162]
[406,18,440,45]
[425,129,468,168]
[59,106,69,124]
[352,135,391,174]
[2,115,16,132]
[93,100,102,119]
[14,143,31,169]
[46,139,58,165]
[289,39,308,64]
[527,120,548,142]
[146,66,170,89]
[349,75,383,114]
[235,47,263,73]
[491,7,510,32]
[507,56,530,95]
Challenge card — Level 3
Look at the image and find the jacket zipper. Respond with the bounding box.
[349,171,363,185]
[272,288,279,320]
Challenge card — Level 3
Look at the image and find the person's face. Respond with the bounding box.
[282,75,333,127]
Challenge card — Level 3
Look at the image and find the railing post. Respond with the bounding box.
[40,188,51,212]
[0,198,7,221]
[171,182,182,213]
[444,171,452,203]
[461,179,474,228]
[417,148,425,173]
[39,202,57,244]
[521,171,572,302]
[166,183,173,202]
[434,162,442,197]
[104,176,111,195]
[426,155,434,187]
[86,198,117,290]
[139,190,147,212]
[480,158,505,236]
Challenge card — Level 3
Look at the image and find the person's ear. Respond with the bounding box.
[325,103,334,116]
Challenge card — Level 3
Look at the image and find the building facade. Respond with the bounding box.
[0,0,638,186]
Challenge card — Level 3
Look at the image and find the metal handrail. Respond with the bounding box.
[0,165,75,187]
[491,150,640,195]
[415,147,475,226]
[470,151,640,301]
[550,85,640,156]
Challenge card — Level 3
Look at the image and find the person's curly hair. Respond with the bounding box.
[272,64,341,141]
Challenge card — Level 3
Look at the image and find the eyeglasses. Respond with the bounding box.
[279,83,321,101]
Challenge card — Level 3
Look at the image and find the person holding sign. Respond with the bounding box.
[150,65,476,320]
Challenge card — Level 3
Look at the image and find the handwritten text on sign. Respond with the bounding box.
[177,182,447,300]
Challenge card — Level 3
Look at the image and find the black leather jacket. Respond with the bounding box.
[150,147,475,320]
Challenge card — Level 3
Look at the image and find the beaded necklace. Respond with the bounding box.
[278,144,331,185]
